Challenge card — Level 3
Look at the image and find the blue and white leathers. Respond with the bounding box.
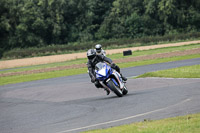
[95,62,128,97]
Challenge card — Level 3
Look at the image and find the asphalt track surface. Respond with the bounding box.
[0,58,200,133]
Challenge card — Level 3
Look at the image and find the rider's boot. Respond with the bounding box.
[104,88,110,95]
[120,74,127,81]
[95,81,110,95]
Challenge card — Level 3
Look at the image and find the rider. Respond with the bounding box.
[87,49,127,95]
[95,44,106,56]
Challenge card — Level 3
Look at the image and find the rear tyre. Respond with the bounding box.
[107,80,123,97]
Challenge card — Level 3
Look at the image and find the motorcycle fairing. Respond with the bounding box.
[111,70,124,89]
[95,62,125,90]
[95,64,112,81]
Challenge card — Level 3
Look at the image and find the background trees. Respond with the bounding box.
[0,0,200,55]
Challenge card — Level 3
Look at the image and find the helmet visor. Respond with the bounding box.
[88,54,96,60]
[96,48,101,53]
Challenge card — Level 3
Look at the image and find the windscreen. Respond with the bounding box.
[95,62,105,71]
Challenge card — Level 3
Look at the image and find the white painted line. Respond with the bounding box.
[57,98,191,133]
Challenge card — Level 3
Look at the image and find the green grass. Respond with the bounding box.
[0,43,199,74]
[0,54,200,86]
[83,113,200,133]
[0,58,88,74]
[0,68,87,86]
[137,64,200,78]
[0,43,200,86]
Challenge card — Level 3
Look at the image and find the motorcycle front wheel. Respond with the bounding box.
[122,85,128,95]
[107,80,123,97]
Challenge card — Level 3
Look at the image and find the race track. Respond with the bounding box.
[0,58,200,133]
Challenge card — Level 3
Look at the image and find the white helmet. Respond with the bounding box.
[95,44,102,53]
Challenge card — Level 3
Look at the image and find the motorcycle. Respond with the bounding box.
[95,62,128,97]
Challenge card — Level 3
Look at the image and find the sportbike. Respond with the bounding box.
[95,62,128,97]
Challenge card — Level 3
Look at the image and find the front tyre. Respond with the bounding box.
[107,80,123,97]
[123,85,128,95]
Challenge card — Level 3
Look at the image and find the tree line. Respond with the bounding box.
[1,0,200,54]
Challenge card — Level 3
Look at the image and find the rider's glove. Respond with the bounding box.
[91,76,96,83]
[111,63,116,68]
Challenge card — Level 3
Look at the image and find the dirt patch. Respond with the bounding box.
[1,48,199,77]
[1,40,200,69]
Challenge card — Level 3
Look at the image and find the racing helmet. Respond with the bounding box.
[87,49,96,60]
[95,44,102,53]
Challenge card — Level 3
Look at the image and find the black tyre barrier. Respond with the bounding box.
[123,50,132,56]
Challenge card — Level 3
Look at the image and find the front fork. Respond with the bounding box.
[111,70,125,89]
[99,75,125,92]
[99,80,110,92]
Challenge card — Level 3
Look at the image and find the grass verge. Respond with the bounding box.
[137,64,200,78]
[0,54,200,86]
[0,68,87,86]
[83,113,200,133]
[0,43,199,73]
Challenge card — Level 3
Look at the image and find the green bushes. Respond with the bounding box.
[2,32,200,59]
[1,0,200,59]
